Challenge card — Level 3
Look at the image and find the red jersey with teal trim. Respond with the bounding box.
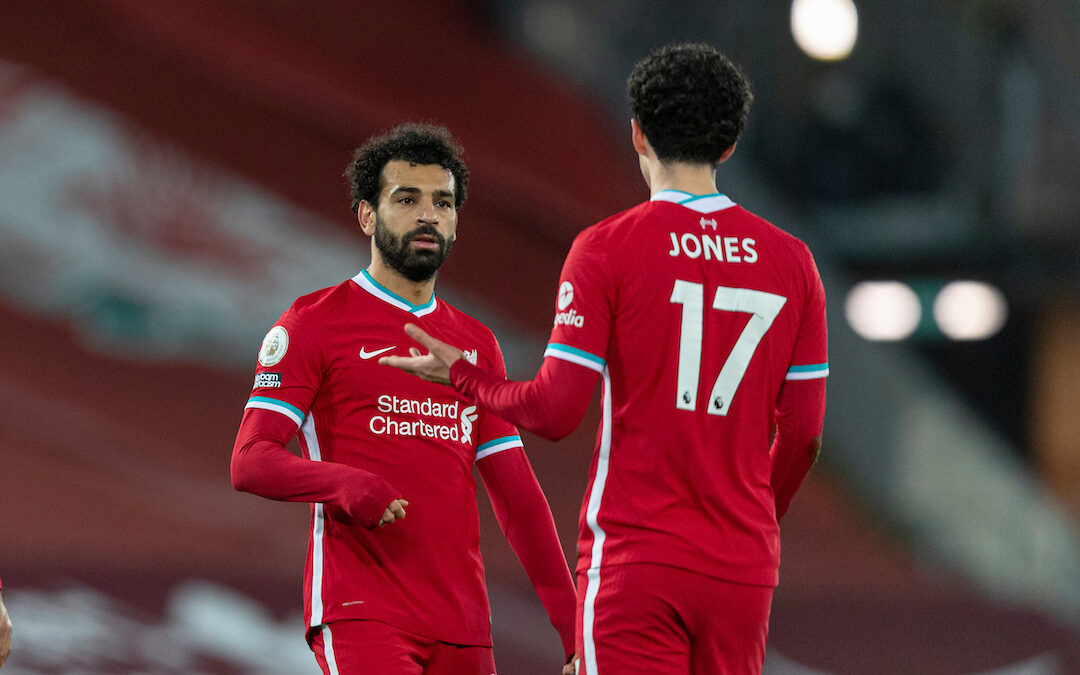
[546,190,828,587]
[246,270,523,646]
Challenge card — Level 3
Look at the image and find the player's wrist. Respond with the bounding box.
[448,358,475,388]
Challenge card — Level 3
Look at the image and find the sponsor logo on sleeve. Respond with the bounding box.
[258,326,289,366]
[462,349,478,365]
[557,281,574,310]
[253,372,282,389]
[554,281,585,328]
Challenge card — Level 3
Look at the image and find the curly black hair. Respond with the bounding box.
[627,43,753,165]
[345,123,469,213]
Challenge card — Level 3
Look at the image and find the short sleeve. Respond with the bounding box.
[786,247,829,381]
[245,307,323,427]
[544,229,613,373]
[473,331,525,462]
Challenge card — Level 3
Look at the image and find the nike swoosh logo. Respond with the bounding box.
[359,345,395,359]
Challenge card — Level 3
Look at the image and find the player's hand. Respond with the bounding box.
[0,590,12,669]
[378,498,409,527]
[379,324,463,385]
[562,655,579,675]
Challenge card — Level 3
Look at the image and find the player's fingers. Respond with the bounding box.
[403,323,436,348]
[404,324,460,361]
[379,355,417,372]
[410,347,422,357]
[378,508,393,527]
[404,324,466,370]
[389,499,407,519]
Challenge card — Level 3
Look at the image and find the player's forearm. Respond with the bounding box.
[451,357,595,441]
[231,410,402,528]
[232,436,340,501]
[770,433,821,520]
[769,379,826,520]
[506,502,576,657]
[479,451,577,657]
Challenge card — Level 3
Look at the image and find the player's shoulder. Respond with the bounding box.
[278,279,355,326]
[433,298,505,369]
[436,297,499,343]
[734,204,817,263]
[590,200,649,234]
[571,200,650,249]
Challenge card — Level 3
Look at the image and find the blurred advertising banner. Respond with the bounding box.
[0,58,363,367]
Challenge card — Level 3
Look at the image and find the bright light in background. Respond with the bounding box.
[791,0,859,61]
[933,281,1008,340]
[846,281,921,341]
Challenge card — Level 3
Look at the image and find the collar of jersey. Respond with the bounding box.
[353,269,438,317]
[651,189,736,214]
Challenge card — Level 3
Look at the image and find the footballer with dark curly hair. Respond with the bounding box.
[386,44,829,674]
[345,122,469,213]
[627,42,752,166]
[232,123,577,674]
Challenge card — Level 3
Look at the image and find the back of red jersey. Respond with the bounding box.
[546,190,828,586]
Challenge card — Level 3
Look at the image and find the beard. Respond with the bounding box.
[373,213,455,282]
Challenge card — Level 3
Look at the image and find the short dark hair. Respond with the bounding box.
[345,123,469,213]
[627,43,753,165]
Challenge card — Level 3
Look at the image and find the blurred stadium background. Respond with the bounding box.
[1,1,1079,673]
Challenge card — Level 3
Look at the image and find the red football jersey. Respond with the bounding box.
[246,271,525,646]
[545,190,828,588]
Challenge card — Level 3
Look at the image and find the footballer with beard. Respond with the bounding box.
[231,124,577,675]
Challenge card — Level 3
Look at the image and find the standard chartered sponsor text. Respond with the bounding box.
[371,394,466,443]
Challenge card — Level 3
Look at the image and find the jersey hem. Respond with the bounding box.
[575,557,778,588]
[307,607,494,649]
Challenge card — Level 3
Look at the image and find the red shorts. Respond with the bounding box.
[311,620,496,675]
[575,563,773,675]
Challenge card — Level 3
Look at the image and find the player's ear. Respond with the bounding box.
[358,200,377,236]
[630,118,648,157]
[717,143,737,164]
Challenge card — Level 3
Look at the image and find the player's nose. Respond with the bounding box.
[417,201,439,224]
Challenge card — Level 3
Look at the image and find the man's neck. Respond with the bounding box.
[366,260,435,307]
[648,161,718,197]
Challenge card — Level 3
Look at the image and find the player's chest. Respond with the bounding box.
[318,313,480,375]
[315,313,485,448]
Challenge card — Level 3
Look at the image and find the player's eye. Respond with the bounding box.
[398,196,415,205]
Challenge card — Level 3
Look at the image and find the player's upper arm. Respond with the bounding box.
[245,308,324,428]
[783,243,829,385]
[547,228,615,365]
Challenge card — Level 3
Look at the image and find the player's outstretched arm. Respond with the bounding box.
[477,448,577,663]
[231,408,407,529]
[452,353,598,441]
[382,324,598,441]
[770,378,826,520]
